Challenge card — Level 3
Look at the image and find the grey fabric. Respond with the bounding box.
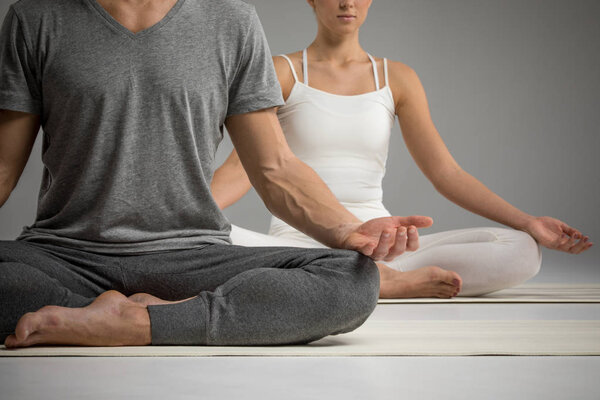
[0,241,380,345]
[0,0,284,253]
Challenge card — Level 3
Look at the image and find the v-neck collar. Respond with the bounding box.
[85,0,186,40]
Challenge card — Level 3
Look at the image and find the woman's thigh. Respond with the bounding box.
[386,227,542,295]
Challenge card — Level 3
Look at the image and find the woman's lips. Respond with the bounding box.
[337,15,356,22]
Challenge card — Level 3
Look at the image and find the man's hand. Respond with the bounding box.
[524,216,592,254]
[339,216,434,261]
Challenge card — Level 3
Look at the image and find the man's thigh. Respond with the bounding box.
[0,240,125,298]
[119,244,359,300]
[0,240,126,339]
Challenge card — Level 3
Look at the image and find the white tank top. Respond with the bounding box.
[268,49,396,241]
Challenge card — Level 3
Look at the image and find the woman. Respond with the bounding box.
[211,0,592,298]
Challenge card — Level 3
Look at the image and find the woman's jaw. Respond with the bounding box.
[308,0,372,36]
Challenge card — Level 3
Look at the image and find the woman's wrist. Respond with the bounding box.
[518,214,538,234]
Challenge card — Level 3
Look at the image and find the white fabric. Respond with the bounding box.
[231,225,541,296]
[230,51,542,296]
[2,320,598,356]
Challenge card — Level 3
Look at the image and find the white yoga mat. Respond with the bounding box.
[1,320,598,357]
[378,284,600,304]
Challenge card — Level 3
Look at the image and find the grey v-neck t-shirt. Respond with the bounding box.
[0,0,283,253]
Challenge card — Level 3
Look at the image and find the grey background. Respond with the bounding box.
[0,0,598,279]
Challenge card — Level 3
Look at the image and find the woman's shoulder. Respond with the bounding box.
[272,51,303,77]
[375,57,423,110]
[271,51,304,100]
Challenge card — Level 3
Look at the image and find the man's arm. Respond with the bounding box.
[224,108,432,260]
[0,109,40,207]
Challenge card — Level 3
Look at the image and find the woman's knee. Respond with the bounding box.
[497,229,542,285]
[514,230,542,281]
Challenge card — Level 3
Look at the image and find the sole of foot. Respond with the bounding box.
[5,290,151,348]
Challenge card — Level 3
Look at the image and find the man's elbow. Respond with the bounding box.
[248,149,295,186]
[251,153,298,206]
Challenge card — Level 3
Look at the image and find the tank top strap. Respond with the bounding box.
[367,53,380,90]
[302,48,309,85]
[278,54,299,82]
[383,58,389,87]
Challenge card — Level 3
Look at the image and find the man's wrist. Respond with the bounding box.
[333,221,362,249]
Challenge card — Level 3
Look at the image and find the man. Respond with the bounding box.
[0,0,431,347]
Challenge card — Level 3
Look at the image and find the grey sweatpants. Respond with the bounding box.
[0,241,379,345]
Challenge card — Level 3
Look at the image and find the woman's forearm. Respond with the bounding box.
[210,150,253,210]
[432,167,535,231]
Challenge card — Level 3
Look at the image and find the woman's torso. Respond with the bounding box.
[268,49,396,241]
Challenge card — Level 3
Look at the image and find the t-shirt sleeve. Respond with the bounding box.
[226,8,284,117]
[0,7,42,115]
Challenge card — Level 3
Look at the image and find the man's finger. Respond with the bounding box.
[384,226,408,260]
[390,215,433,228]
[371,229,397,260]
[405,225,419,252]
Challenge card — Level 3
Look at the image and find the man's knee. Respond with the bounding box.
[326,250,380,334]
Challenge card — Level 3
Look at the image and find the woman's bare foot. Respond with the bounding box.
[378,264,462,299]
[4,290,151,348]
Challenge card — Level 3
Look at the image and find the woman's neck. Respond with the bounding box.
[308,28,366,64]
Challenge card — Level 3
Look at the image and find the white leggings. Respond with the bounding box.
[230,225,542,296]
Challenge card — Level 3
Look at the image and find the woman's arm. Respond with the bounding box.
[210,149,252,210]
[388,61,591,254]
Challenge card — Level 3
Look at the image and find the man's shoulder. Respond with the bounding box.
[194,0,257,26]
[202,0,256,15]
[10,0,74,21]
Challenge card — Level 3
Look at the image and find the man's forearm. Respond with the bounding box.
[254,156,361,248]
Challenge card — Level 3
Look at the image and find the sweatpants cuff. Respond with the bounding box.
[147,296,207,345]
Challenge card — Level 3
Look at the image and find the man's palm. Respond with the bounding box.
[342,215,433,257]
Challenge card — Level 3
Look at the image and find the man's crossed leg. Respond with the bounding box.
[0,240,379,347]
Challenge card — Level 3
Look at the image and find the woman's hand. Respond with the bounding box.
[524,216,593,254]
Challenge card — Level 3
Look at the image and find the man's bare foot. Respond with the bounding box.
[378,264,462,299]
[4,290,151,348]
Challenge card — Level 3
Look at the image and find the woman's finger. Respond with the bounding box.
[563,232,578,250]
[554,233,571,250]
[569,236,588,254]
[561,224,579,238]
